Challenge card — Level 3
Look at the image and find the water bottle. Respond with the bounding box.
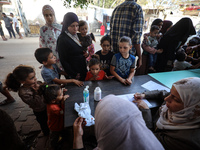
[83,85,89,103]
[94,87,101,101]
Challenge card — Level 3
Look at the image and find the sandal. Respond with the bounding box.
[0,56,4,59]
[0,99,15,106]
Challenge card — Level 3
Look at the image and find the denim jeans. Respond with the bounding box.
[149,53,157,67]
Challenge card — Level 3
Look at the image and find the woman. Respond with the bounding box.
[57,12,88,81]
[155,17,196,72]
[160,20,173,35]
[39,5,62,69]
[134,77,200,150]
[73,95,164,150]
[135,18,163,75]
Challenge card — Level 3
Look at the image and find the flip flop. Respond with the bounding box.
[0,56,4,59]
[0,99,15,106]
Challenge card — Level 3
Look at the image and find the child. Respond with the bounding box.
[34,48,84,86]
[78,20,95,61]
[95,35,114,76]
[110,36,135,85]
[145,25,163,72]
[5,65,49,136]
[85,55,113,81]
[38,84,68,150]
[173,49,200,71]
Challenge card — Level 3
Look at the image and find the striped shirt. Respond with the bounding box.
[110,0,144,54]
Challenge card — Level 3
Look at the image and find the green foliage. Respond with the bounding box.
[50,0,94,8]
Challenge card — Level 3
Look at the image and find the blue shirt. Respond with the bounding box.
[111,53,135,78]
[41,64,61,84]
[110,0,144,54]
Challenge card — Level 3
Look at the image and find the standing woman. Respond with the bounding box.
[155,17,196,72]
[160,20,173,36]
[57,12,88,81]
[39,5,63,69]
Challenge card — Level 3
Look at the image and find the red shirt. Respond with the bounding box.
[47,103,64,131]
[85,70,106,81]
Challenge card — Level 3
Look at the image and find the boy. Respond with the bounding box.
[34,48,83,86]
[173,49,200,71]
[110,36,135,85]
[145,25,163,72]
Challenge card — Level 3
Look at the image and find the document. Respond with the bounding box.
[141,80,170,92]
[116,94,152,108]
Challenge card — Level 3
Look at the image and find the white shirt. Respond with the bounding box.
[12,17,19,27]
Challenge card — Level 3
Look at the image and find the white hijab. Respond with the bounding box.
[95,95,164,150]
[157,77,200,130]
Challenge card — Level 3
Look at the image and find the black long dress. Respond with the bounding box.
[57,32,87,81]
[155,17,196,72]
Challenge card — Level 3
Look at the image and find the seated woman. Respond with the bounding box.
[73,95,164,150]
[134,77,200,150]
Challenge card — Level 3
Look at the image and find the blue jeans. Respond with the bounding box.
[149,53,157,67]
[6,26,16,38]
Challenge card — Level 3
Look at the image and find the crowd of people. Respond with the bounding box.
[1,0,200,149]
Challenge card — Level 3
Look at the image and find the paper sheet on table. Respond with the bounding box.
[141,80,170,92]
[116,94,152,108]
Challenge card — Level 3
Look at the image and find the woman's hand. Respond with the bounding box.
[133,100,149,109]
[134,92,145,100]
[83,51,89,58]
[157,49,163,54]
[73,79,84,87]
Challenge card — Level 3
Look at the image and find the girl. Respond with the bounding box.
[95,35,114,76]
[38,84,69,149]
[78,20,95,62]
[85,55,113,81]
[110,36,135,85]
[5,65,49,136]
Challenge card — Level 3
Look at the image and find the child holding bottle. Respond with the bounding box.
[110,36,135,85]
[5,65,49,136]
[85,55,114,81]
[77,20,95,61]
[38,84,69,150]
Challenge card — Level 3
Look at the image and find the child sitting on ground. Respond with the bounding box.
[145,25,163,72]
[5,65,49,136]
[110,36,135,85]
[38,84,69,150]
[173,49,200,71]
[78,20,95,61]
[35,48,83,86]
[85,55,114,81]
[95,35,114,76]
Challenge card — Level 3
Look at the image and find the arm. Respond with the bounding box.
[53,78,83,87]
[189,61,200,69]
[134,90,170,100]
[134,44,142,69]
[110,65,127,85]
[125,68,135,85]
[57,34,77,78]
[73,117,84,149]
[39,27,47,48]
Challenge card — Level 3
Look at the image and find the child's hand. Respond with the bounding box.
[73,79,84,87]
[90,75,100,81]
[32,82,40,91]
[134,92,145,100]
[83,51,89,58]
[63,94,69,101]
[125,78,132,85]
[120,78,127,85]
[105,75,114,80]
[157,49,163,53]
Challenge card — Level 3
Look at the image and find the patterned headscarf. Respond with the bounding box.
[42,5,56,25]
[61,12,79,33]
[157,77,200,130]
[95,94,164,150]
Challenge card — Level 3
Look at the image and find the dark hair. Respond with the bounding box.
[38,84,61,104]
[88,54,100,68]
[151,18,163,27]
[2,13,6,16]
[118,36,132,45]
[176,50,186,61]
[34,48,52,64]
[188,37,200,46]
[150,25,159,32]
[5,65,35,92]
[79,20,87,28]
[100,35,111,45]
[10,13,13,15]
